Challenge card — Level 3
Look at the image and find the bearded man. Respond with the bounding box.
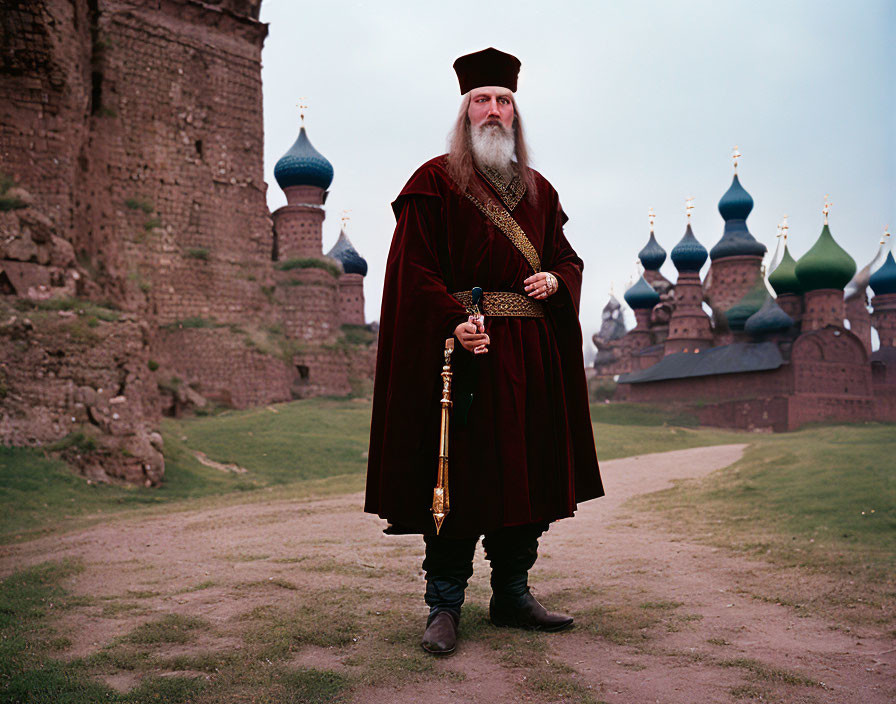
[365,47,603,655]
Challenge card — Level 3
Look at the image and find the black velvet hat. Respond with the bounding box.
[453,47,521,94]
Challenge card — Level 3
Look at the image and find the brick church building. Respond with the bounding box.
[593,167,895,431]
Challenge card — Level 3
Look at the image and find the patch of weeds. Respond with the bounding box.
[147,359,159,371]
[270,557,308,564]
[275,257,342,278]
[186,246,210,260]
[125,197,154,214]
[119,674,206,703]
[239,577,298,591]
[580,603,660,645]
[124,589,160,599]
[100,601,148,617]
[525,666,600,704]
[730,683,770,700]
[150,650,238,674]
[124,613,210,645]
[260,284,276,303]
[175,579,216,594]
[85,647,152,671]
[47,430,98,454]
[340,324,376,346]
[241,590,366,656]
[707,637,732,646]
[274,667,350,703]
[718,658,819,687]
[222,552,269,563]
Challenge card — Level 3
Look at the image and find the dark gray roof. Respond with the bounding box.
[618,341,785,384]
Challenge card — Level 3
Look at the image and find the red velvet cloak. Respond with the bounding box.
[364,156,603,537]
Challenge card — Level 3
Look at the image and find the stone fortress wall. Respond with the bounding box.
[0,0,376,484]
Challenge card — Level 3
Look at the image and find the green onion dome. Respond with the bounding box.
[724,279,768,331]
[744,295,794,336]
[794,224,857,292]
[870,252,896,296]
[670,223,708,272]
[710,174,767,260]
[638,232,666,271]
[768,245,802,296]
[624,275,661,310]
[274,126,334,191]
[326,229,368,276]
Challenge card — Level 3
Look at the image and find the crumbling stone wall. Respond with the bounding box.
[1,0,377,485]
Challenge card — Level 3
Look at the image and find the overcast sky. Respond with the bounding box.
[258,0,894,354]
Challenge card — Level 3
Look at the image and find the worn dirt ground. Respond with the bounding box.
[1,443,893,703]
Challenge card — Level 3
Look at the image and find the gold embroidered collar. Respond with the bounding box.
[478,165,526,211]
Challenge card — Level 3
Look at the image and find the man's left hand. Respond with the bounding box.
[524,272,559,299]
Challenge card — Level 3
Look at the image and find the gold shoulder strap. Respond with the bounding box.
[463,191,541,274]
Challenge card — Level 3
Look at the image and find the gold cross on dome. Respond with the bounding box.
[823,195,832,224]
[781,215,789,241]
[648,207,656,232]
[340,209,352,228]
[297,98,308,125]
[732,145,742,171]
[609,281,615,296]
[685,196,695,220]
[881,226,891,245]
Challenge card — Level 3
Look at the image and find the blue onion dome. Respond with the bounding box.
[846,237,891,300]
[670,223,708,272]
[744,295,794,336]
[710,174,767,260]
[326,229,368,276]
[724,279,768,331]
[768,245,801,296]
[638,232,666,271]
[869,252,896,296]
[624,275,661,310]
[274,126,334,191]
[794,224,857,291]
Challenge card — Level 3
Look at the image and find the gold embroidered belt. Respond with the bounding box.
[452,290,545,318]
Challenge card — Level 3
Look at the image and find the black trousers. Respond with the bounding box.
[422,521,550,617]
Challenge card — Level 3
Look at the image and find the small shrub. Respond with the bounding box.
[124,197,154,214]
[186,246,209,260]
[144,216,162,231]
[147,359,159,371]
[275,257,342,278]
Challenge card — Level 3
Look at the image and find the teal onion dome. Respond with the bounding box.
[725,279,768,331]
[326,229,368,276]
[274,126,334,191]
[744,295,793,336]
[710,174,767,260]
[768,246,802,296]
[794,224,857,291]
[870,252,896,296]
[638,232,666,271]
[624,275,660,310]
[671,223,708,272]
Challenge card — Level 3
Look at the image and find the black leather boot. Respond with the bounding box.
[489,589,574,632]
[421,610,459,655]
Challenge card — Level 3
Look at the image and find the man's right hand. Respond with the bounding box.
[454,319,489,354]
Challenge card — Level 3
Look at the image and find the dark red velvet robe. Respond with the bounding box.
[364,155,603,537]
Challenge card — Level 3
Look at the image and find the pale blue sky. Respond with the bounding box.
[259,0,894,348]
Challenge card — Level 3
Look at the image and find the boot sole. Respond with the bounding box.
[489,617,574,633]
[421,642,457,656]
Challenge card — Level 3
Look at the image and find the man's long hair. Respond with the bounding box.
[446,93,537,202]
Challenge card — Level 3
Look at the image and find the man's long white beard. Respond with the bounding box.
[471,123,516,179]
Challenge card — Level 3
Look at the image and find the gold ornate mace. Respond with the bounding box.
[431,338,454,534]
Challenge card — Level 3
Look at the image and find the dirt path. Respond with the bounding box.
[2,444,893,703]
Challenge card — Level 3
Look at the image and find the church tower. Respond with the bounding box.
[705,148,767,313]
[271,117,334,260]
